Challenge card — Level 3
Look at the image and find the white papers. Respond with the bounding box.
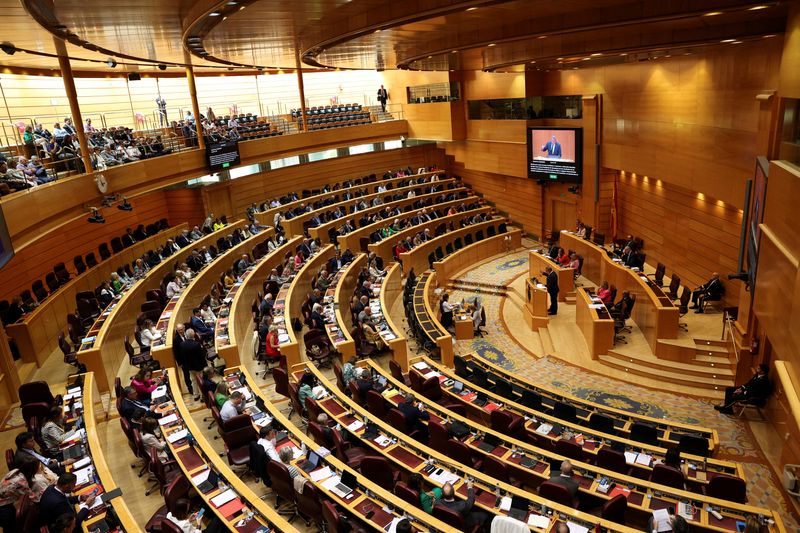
[310,466,332,482]
[72,456,91,470]
[191,469,211,487]
[635,453,652,466]
[321,475,341,491]
[412,362,428,370]
[74,465,93,486]
[379,331,397,341]
[347,420,364,432]
[167,429,189,443]
[211,488,237,507]
[499,496,512,511]
[652,509,672,532]
[374,435,392,447]
[528,515,551,529]
[255,416,273,427]
[158,413,178,426]
[291,446,303,460]
[429,468,460,486]
[624,451,638,464]
[233,387,252,401]
[567,522,589,533]
[536,283,546,289]
[536,423,553,435]
[589,304,605,309]
[385,517,403,533]
[278,333,290,343]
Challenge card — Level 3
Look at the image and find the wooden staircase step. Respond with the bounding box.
[693,354,736,367]
[605,350,735,378]
[598,354,734,391]
[693,338,729,348]
[538,327,555,355]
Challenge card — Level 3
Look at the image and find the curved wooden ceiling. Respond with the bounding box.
[0,0,790,74]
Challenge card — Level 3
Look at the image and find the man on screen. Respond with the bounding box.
[541,134,562,159]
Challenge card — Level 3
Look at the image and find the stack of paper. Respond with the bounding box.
[191,469,211,487]
[310,466,332,482]
[652,509,672,532]
[167,429,189,443]
[528,515,551,529]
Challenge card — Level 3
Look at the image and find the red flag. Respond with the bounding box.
[610,175,618,241]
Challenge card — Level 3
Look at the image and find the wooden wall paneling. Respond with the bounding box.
[778,5,800,99]
[163,189,206,228]
[402,102,455,140]
[0,190,169,302]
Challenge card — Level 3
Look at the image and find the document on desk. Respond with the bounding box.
[374,435,392,447]
[191,469,211,487]
[624,451,638,464]
[536,423,553,435]
[211,488,237,508]
[233,387,252,401]
[167,428,189,443]
[567,522,589,533]
[310,466,333,482]
[158,413,178,426]
[499,496,512,511]
[74,466,93,486]
[529,514,551,529]
[347,420,364,432]
[412,362,428,370]
[652,509,672,532]
[72,456,92,470]
[321,475,342,491]
[429,469,460,485]
[635,453,652,466]
[589,304,605,309]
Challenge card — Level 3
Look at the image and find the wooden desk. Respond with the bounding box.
[324,253,365,361]
[524,278,549,329]
[433,229,522,285]
[379,263,409,371]
[368,202,486,265]
[151,228,275,371]
[528,249,573,301]
[279,245,336,367]
[295,362,644,533]
[454,314,473,340]
[79,373,140,532]
[162,369,300,532]
[339,194,473,253]
[215,236,302,369]
[289,178,453,238]
[255,170,441,230]
[311,183,462,244]
[560,231,679,353]
[398,218,503,278]
[575,287,615,358]
[76,221,246,392]
[7,223,188,367]
[462,352,720,452]
[412,271,453,367]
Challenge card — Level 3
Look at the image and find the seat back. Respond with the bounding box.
[386,408,409,433]
[267,459,296,503]
[654,263,666,285]
[601,493,627,522]
[447,439,475,466]
[394,481,420,509]
[389,360,405,383]
[668,274,681,296]
[706,473,747,504]
[650,464,685,489]
[322,500,344,533]
[360,455,394,490]
[553,400,577,422]
[588,413,616,434]
[481,455,509,482]
[493,376,514,400]
[630,422,658,445]
[678,434,710,457]
[555,439,584,461]
[272,367,290,398]
[420,376,442,401]
[596,447,627,474]
[366,389,387,418]
[538,480,573,507]
[297,480,324,524]
[433,503,467,529]
[453,355,470,379]
[19,381,54,406]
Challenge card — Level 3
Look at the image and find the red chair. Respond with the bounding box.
[481,455,521,487]
[433,503,481,533]
[390,359,410,385]
[333,364,347,393]
[490,409,525,440]
[333,428,366,469]
[360,455,400,491]
[366,389,388,418]
[5,449,14,470]
[19,382,55,407]
[538,480,576,508]
[386,408,425,441]
[297,480,324,529]
[223,426,257,473]
[307,421,333,450]
[704,473,747,503]
[601,493,627,522]
[146,448,179,496]
[555,439,584,462]
[272,367,294,416]
[305,397,323,423]
[267,460,299,521]
[596,447,630,475]
[447,439,482,470]
[420,375,442,402]
[428,419,449,451]
[394,481,420,509]
[650,464,686,490]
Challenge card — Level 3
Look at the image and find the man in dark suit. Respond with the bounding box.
[691,272,723,313]
[181,329,209,400]
[190,307,214,340]
[176,231,190,248]
[118,386,162,420]
[377,85,389,112]
[122,228,136,247]
[548,460,579,500]
[15,432,65,474]
[715,364,771,414]
[398,393,429,441]
[547,240,559,259]
[39,472,96,531]
[621,246,639,268]
[438,480,489,529]
[544,266,559,315]
[172,323,192,395]
[541,134,562,158]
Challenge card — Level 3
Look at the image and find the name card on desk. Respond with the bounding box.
[529,514,551,529]
[158,413,179,426]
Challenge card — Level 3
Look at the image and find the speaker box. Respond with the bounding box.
[127,73,141,81]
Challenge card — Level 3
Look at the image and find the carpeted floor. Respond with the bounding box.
[443,245,799,529]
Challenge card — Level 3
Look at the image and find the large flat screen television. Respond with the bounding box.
[527,127,583,182]
[746,156,768,289]
[206,140,240,171]
[0,206,14,270]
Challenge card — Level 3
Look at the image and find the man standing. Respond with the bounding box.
[156,95,167,126]
[544,266,559,315]
[541,134,562,159]
[377,85,389,112]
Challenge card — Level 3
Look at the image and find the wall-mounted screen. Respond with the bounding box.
[527,127,583,182]
[206,140,240,171]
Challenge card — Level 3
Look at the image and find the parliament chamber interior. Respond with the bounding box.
[0,0,800,532]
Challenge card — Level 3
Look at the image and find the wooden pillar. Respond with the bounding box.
[52,37,93,175]
[294,45,309,133]
[184,57,205,149]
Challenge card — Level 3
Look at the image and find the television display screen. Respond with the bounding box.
[206,140,240,171]
[746,156,768,288]
[527,127,583,182]
[0,206,14,270]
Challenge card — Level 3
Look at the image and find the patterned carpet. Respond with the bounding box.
[444,245,800,529]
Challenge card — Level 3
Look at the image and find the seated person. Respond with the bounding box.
[165,498,203,533]
[597,281,613,305]
[557,248,571,266]
[131,369,161,402]
[548,460,579,500]
[190,307,214,339]
[609,290,632,318]
[39,472,96,531]
[438,480,490,530]
[690,272,723,313]
[220,391,250,422]
[361,316,386,351]
[714,364,771,414]
[406,472,440,514]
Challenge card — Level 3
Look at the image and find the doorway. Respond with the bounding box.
[551,199,577,234]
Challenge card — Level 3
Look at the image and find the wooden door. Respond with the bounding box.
[551,199,577,234]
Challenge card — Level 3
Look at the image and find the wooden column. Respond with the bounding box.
[184,60,205,149]
[294,46,309,133]
[0,327,20,406]
[52,37,93,175]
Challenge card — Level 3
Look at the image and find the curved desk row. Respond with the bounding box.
[372,358,766,529]
[460,352,720,453]
[323,253,366,360]
[559,232,679,353]
[412,270,453,367]
[434,229,523,286]
[405,356,745,496]
[7,223,188,367]
[379,262,410,371]
[294,362,645,533]
[312,184,468,246]
[77,221,246,392]
[150,227,276,371]
[338,193,478,253]
[369,204,491,266]
[160,368,301,532]
[255,170,441,230]
[293,177,455,240]
[214,236,303,369]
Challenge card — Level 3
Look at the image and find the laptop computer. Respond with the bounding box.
[476,433,501,453]
[196,469,220,494]
[507,495,530,521]
[62,443,84,460]
[299,451,321,473]
[452,381,464,393]
[473,392,488,407]
[275,431,289,444]
[330,470,357,498]
[519,456,538,469]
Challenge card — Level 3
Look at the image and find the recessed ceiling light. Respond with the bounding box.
[582,57,591,61]
[466,7,478,11]
[487,43,496,47]
[573,67,578,70]
[538,35,547,39]
[209,12,221,16]
[557,57,563,60]
[748,5,769,10]
[720,39,736,43]
[451,50,458,53]
[530,60,536,64]
[763,34,776,38]
[703,11,723,16]
[731,40,742,44]
[226,1,237,4]
[223,16,227,20]
[591,52,602,57]
[620,53,628,56]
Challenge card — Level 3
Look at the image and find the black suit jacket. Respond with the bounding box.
[548,473,579,499]
[181,339,207,372]
[703,278,724,300]
[440,486,475,517]
[398,402,429,430]
[546,271,559,294]
[119,397,158,420]
[122,234,136,247]
[39,485,89,528]
[176,235,190,247]
[743,373,771,399]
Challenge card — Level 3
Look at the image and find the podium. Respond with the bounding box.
[524,278,549,329]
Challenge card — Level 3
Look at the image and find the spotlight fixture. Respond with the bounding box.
[106,58,117,68]
[157,63,167,70]
[117,197,133,211]
[568,185,581,194]
[1,42,16,55]
[87,209,105,224]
